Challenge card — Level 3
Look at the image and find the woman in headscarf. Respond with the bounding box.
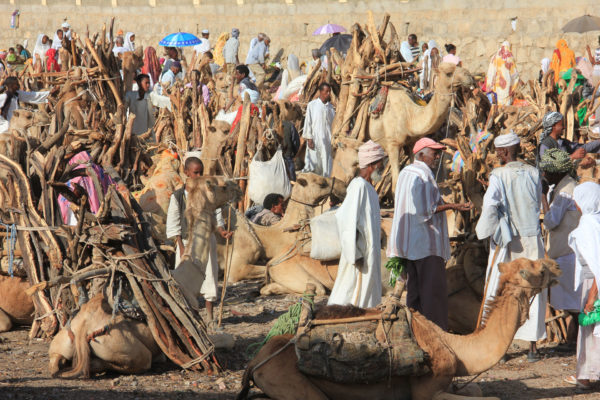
[57,151,114,226]
[51,29,64,50]
[539,58,550,83]
[124,32,135,52]
[32,34,50,71]
[212,31,230,67]
[565,182,600,391]
[142,47,161,88]
[551,39,576,83]
[420,40,441,91]
[485,41,519,106]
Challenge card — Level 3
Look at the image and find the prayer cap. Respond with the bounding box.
[412,137,446,154]
[539,148,574,174]
[358,140,386,168]
[184,149,203,163]
[202,29,210,34]
[62,22,70,29]
[493,131,520,148]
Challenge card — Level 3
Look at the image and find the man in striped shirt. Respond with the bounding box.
[387,138,472,330]
[400,33,421,63]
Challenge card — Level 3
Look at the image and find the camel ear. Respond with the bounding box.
[519,270,531,280]
[12,110,19,118]
[296,177,308,187]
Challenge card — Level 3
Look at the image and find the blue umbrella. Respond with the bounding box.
[159,32,201,48]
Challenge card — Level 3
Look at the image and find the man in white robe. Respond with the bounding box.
[194,29,211,56]
[125,74,155,138]
[301,83,335,177]
[388,137,472,330]
[328,140,385,308]
[476,131,546,362]
[0,76,51,134]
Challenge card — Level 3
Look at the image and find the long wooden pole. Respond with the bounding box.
[84,37,122,107]
[217,206,233,328]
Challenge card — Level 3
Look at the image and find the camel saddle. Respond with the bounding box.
[293,304,430,384]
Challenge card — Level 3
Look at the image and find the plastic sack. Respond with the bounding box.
[309,211,341,261]
[215,109,238,126]
[248,149,291,206]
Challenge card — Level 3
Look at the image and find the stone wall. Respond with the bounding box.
[1,0,599,79]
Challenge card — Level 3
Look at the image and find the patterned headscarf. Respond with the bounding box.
[541,111,563,142]
[539,148,574,174]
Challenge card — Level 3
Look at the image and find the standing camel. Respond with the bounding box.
[368,62,474,188]
[238,258,560,400]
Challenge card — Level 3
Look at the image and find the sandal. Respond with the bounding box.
[564,375,577,385]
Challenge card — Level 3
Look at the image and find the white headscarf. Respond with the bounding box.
[420,40,441,90]
[124,32,135,52]
[540,58,550,74]
[33,34,50,67]
[569,182,600,296]
[286,54,300,81]
[51,30,63,50]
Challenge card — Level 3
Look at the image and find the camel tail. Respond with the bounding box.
[60,326,91,379]
[236,364,253,400]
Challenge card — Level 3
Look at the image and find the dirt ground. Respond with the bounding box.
[0,279,598,400]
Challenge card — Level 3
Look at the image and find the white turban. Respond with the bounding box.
[184,150,203,163]
[358,140,386,168]
[62,22,70,29]
[202,29,209,34]
[494,131,520,148]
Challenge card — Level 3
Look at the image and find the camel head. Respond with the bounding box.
[214,72,231,92]
[272,100,303,122]
[331,138,362,185]
[186,176,242,214]
[437,62,474,91]
[292,173,346,205]
[48,328,74,377]
[9,109,50,132]
[201,121,231,175]
[497,258,561,299]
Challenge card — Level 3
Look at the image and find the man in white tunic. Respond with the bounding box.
[0,76,51,134]
[328,140,385,308]
[194,29,211,57]
[476,131,546,362]
[125,74,155,138]
[166,154,232,325]
[301,83,335,177]
[388,137,472,330]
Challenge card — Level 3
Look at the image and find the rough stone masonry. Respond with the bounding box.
[0,0,599,79]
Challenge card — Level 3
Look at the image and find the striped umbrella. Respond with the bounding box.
[312,24,346,36]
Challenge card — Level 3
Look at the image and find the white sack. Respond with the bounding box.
[309,210,342,261]
[248,149,291,205]
[215,109,238,126]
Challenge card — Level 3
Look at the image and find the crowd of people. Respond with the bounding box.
[3,21,600,393]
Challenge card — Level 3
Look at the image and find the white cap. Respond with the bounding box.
[202,29,209,34]
[62,22,70,29]
[494,131,520,148]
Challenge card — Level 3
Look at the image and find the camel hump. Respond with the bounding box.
[295,306,430,384]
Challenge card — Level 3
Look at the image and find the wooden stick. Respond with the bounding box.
[217,207,233,328]
[476,245,501,329]
[84,37,122,107]
[312,313,383,326]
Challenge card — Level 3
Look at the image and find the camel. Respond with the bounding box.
[200,120,232,176]
[49,177,241,377]
[368,62,474,188]
[48,292,162,378]
[0,109,50,159]
[121,47,144,94]
[214,173,347,283]
[238,258,561,400]
[0,274,35,332]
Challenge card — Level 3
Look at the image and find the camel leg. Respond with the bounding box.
[433,392,500,400]
[0,308,13,332]
[260,282,295,296]
[229,264,266,282]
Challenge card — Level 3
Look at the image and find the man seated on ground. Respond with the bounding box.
[252,193,285,226]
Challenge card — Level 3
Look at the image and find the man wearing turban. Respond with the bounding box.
[388,138,472,330]
[328,141,385,308]
[476,131,546,362]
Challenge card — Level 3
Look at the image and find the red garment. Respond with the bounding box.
[230,103,260,132]
[142,47,161,84]
[45,48,60,72]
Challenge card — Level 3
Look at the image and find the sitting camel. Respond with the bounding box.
[49,176,242,378]
[368,62,474,189]
[48,292,161,378]
[239,258,560,400]
[214,173,347,283]
[0,274,34,332]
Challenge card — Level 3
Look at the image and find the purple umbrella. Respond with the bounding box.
[313,24,347,36]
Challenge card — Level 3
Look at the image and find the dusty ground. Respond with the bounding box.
[0,279,598,400]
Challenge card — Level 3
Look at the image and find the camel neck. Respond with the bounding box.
[440,289,528,376]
